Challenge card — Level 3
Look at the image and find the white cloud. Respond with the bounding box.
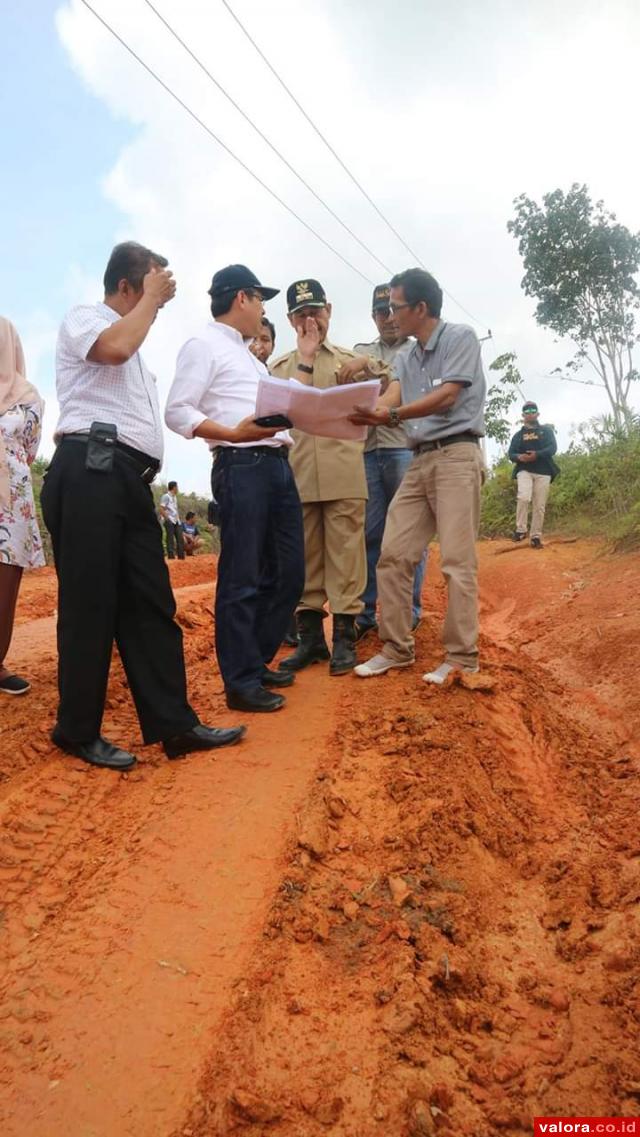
[51,0,640,494]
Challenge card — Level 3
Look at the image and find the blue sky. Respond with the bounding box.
[2,0,638,494]
[0,2,131,403]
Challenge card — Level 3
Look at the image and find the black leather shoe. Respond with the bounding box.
[51,727,137,771]
[262,667,295,688]
[0,674,30,695]
[226,687,285,713]
[163,723,247,758]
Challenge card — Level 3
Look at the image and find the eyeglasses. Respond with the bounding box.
[244,289,264,303]
[388,302,414,314]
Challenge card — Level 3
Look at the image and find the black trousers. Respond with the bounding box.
[212,447,305,693]
[164,519,185,560]
[40,440,198,744]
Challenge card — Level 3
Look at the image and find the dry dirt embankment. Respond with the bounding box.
[1,543,639,1137]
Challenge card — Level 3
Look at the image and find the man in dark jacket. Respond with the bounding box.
[508,401,558,548]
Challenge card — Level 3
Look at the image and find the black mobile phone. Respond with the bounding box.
[86,421,118,473]
[253,414,293,428]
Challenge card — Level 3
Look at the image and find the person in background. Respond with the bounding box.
[160,480,185,560]
[350,268,486,687]
[250,316,276,366]
[181,510,202,555]
[0,316,46,695]
[165,264,305,714]
[41,241,245,770]
[353,283,427,640]
[249,317,297,647]
[270,279,391,676]
[508,402,559,549]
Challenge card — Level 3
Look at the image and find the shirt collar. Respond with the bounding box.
[320,339,337,356]
[412,320,446,356]
[97,300,121,324]
[210,320,246,346]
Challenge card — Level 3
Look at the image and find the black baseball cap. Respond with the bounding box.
[372,283,391,311]
[522,401,539,414]
[286,279,327,313]
[207,264,279,301]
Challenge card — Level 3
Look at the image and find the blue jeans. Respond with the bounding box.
[211,448,305,693]
[360,448,426,628]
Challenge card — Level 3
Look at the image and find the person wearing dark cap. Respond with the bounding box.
[353,283,427,639]
[41,241,246,769]
[508,402,558,548]
[165,265,305,713]
[270,279,391,676]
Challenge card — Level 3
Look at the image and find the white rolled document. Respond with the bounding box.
[255,375,381,441]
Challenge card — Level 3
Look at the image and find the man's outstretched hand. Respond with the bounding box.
[348,404,390,427]
[336,355,370,384]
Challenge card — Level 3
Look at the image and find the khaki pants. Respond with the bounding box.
[377,443,483,669]
[299,499,366,616]
[516,471,551,539]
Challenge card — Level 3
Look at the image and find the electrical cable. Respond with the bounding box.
[219,0,490,330]
[141,0,395,278]
[78,0,377,285]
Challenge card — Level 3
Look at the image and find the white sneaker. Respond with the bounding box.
[422,662,479,685]
[354,653,413,678]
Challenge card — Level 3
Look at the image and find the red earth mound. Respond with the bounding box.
[0,541,638,1137]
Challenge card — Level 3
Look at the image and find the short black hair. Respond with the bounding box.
[389,268,443,319]
[168,480,177,491]
[185,510,196,520]
[103,241,168,295]
[211,292,237,318]
[261,317,276,345]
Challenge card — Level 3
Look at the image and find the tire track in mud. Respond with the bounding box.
[0,581,349,1137]
[175,576,640,1137]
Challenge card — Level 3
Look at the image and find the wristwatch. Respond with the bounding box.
[388,407,401,428]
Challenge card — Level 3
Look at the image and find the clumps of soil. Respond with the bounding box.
[175,624,640,1137]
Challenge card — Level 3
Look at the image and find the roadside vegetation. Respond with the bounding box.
[481,416,640,550]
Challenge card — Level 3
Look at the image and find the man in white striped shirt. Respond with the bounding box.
[41,241,245,770]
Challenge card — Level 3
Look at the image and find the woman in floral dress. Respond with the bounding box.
[0,316,45,694]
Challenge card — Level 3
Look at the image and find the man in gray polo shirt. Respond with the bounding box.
[350,268,486,685]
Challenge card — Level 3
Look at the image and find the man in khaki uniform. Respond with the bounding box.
[270,279,390,675]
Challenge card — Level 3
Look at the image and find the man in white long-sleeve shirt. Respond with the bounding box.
[165,264,305,714]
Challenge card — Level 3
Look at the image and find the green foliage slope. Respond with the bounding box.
[481,424,640,550]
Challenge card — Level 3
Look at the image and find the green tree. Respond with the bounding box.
[508,184,640,429]
[485,351,524,445]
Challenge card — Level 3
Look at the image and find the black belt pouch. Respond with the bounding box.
[86,421,118,473]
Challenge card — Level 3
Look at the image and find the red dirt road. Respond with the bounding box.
[1,543,638,1137]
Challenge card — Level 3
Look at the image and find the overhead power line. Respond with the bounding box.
[141,0,394,278]
[78,0,376,285]
[219,0,489,331]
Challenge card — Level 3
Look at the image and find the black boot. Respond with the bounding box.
[282,613,300,648]
[330,614,357,676]
[278,610,330,672]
